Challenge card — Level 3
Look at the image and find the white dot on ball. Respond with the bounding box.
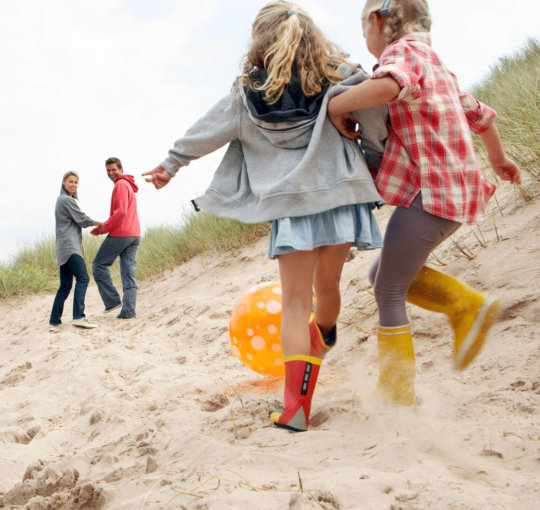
[271,343,281,352]
[247,328,254,336]
[257,301,265,309]
[272,287,282,295]
[231,346,241,359]
[251,336,266,350]
[266,300,282,314]
[246,353,254,361]
[274,358,284,366]
[267,324,278,335]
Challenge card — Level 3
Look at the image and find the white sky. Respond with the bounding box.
[1,0,538,263]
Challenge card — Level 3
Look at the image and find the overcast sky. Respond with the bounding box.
[1,0,538,263]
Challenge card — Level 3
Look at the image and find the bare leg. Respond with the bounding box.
[313,243,352,336]
[278,250,318,357]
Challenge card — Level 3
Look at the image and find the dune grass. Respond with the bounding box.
[1,40,538,301]
[471,39,540,180]
[0,213,269,301]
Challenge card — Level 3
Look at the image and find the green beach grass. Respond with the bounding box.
[0,214,269,301]
[1,40,538,301]
[471,39,539,180]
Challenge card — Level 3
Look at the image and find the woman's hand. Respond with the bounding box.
[142,166,172,189]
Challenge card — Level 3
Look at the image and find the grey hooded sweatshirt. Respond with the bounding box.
[160,64,387,223]
[54,191,94,266]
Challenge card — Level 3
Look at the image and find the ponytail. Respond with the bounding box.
[241,2,351,104]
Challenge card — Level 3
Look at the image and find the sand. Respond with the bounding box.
[0,179,539,509]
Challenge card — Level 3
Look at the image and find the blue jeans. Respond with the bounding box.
[49,254,90,325]
[92,236,140,318]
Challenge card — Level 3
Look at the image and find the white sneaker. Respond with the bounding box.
[72,318,98,329]
[49,324,62,333]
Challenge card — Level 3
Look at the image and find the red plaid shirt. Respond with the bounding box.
[372,33,496,225]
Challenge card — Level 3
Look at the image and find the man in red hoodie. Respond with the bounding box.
[91,157,141,319]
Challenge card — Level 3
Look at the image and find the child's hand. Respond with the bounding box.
[142,166,172,189]
[491,157,521,185]
[328,110,362,140]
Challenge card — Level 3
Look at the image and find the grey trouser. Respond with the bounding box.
[92,235,140,318]
[369,194,460,327]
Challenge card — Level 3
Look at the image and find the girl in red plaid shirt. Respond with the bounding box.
[328,0,521,406]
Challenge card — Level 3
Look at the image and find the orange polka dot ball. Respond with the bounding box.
[229,282,284,377]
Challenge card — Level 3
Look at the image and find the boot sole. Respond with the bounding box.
[454,296,500,370]
[269,409,307,432]
[273,421,307,432]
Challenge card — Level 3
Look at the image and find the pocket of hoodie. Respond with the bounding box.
[337,137,360,180]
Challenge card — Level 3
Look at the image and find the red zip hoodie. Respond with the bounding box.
[100,175,141,237]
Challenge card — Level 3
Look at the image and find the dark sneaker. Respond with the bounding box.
[103,304,122,314]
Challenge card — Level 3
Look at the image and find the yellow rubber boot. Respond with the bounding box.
[407,266,501,370]
[374,324,416,406]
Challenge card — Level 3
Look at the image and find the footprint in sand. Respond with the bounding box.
[0,361,32,388]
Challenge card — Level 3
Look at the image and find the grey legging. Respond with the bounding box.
[369,194,460,327]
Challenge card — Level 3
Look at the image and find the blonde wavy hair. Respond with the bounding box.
[61,171,79,199]
[240,1,351,104]
[362,0,431,44]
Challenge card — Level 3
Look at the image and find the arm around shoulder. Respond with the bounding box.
[328,78,398,139]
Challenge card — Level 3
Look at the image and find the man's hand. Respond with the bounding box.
[90,226,101,236]
[142,166,172,189]
[491,157,521,185]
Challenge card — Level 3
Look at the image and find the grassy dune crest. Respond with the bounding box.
[471,39,539,179]
[0,214,268,300]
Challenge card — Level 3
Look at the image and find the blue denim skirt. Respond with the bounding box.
[268,203,383,259]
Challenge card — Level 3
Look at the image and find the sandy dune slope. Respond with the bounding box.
[0,181,538,509]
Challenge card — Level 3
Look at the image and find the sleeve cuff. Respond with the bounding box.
[160,159,179,177]
[372,64,416,100]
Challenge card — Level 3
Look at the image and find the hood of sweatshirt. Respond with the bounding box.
[116,174,139,193]
[240,70,328,149]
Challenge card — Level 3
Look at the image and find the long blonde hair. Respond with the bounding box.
[362,0,431,44]
[241,1,351,104]
[61,171,79,199]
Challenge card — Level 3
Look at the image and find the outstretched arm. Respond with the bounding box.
[142,166,172,190]
[143,88,242,190]
[479,124,521,185]
[328,77,400,139]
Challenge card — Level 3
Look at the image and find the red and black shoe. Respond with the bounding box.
[309,317,337,359]
[269,355,321,432]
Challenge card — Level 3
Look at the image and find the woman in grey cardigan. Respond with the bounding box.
[49,172,101,332]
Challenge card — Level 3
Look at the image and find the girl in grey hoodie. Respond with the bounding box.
[144,1,388,432]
